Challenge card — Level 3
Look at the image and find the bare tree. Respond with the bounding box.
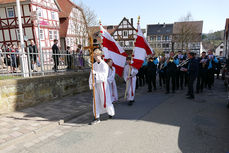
[173,13,202,53]
[74,1,98,36]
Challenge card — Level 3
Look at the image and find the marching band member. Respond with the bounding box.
[196,51,208,93]
[124,57,138,105]
[146,56,158,92]
[164,51,179,94]
[182,52,199,99]
[89,49,115,125]
[177,51,185,90]
[159,56,166,88]
[106,59,118,103]
[207,50,218,89]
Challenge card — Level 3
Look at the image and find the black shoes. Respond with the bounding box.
[109,115,113,119]
[128,100,134,106]
[186,95,195,99]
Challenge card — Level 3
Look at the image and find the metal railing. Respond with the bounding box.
[0,48,91,77]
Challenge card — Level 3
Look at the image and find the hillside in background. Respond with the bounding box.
[202,30,224,51]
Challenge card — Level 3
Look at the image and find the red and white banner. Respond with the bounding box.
[132,25,154,69]
[100,24,127,77]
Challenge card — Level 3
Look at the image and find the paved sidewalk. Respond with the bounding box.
[0,85,125,150]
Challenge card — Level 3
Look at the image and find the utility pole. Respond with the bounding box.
[16,0,29,77]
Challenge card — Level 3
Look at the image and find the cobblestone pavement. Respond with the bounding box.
[0,85,125,152]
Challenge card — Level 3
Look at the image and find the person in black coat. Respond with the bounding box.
[28,40,38,71]
[165,51,179,94]
[158,56,166,88]
[52,39,60,72]
[216,58,222,79]
[196,51,208,93]
[183,52,199,99]
[66,46,72,70]
[146,57,158,92]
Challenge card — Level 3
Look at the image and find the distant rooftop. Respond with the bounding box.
[147,23,173,36]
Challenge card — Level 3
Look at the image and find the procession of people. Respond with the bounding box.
[88,47,223,125]
[136,50,220,99]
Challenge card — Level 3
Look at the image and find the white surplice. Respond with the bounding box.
[89,60,115,119]
[123,64,138,101]
[107,66,118,102]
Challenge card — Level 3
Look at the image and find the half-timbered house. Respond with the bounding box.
[57,0,88,51]
[0,0,61,53]
[111,17,137,53]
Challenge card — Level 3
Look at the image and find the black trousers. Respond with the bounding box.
[53,56,59,70]
[67,55,72,69]
[166,72,176,92]
[148,74,156,91]
[176,70,185,90]
[196,71,207,92]
[188,75,196,97]
[159,71,166,87]
[207,69,214,89]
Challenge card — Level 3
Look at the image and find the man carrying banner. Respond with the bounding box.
[124,57,138,105]
[89,49,115,125]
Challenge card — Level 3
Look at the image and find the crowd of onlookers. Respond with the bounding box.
[0,39,86,73]
[0,44,21,73]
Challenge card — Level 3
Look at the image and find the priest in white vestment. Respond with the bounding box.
[89,49,115,125]
[123,57,138,105]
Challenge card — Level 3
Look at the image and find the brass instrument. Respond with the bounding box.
[178,58,189,67]
[168,53,179,63]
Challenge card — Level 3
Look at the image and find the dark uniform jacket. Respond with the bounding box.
[147,60,157,76]
[166,58,178,73]
[52,44,60,58]
[188,58,199,78]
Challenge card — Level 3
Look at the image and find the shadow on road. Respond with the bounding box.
[1,79,229,153]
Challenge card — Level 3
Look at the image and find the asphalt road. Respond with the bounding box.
[11,80,229,153]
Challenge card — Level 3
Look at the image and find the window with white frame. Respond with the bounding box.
[7,8,14,18]
[51,12,56,20]
[54,31,58,39]
[40,29,44,40]
[49,31,53,40]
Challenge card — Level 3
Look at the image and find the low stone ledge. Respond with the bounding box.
[0,72,90,114]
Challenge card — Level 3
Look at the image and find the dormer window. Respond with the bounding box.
[7,8,14,18]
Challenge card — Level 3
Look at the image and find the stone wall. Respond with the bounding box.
[0,72,90,114]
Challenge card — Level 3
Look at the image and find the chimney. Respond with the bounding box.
[131,18,133,26]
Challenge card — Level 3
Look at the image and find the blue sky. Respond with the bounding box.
[75,0,228,33]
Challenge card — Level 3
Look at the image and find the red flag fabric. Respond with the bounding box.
[132,25,154,69]
[100,24,127,77]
